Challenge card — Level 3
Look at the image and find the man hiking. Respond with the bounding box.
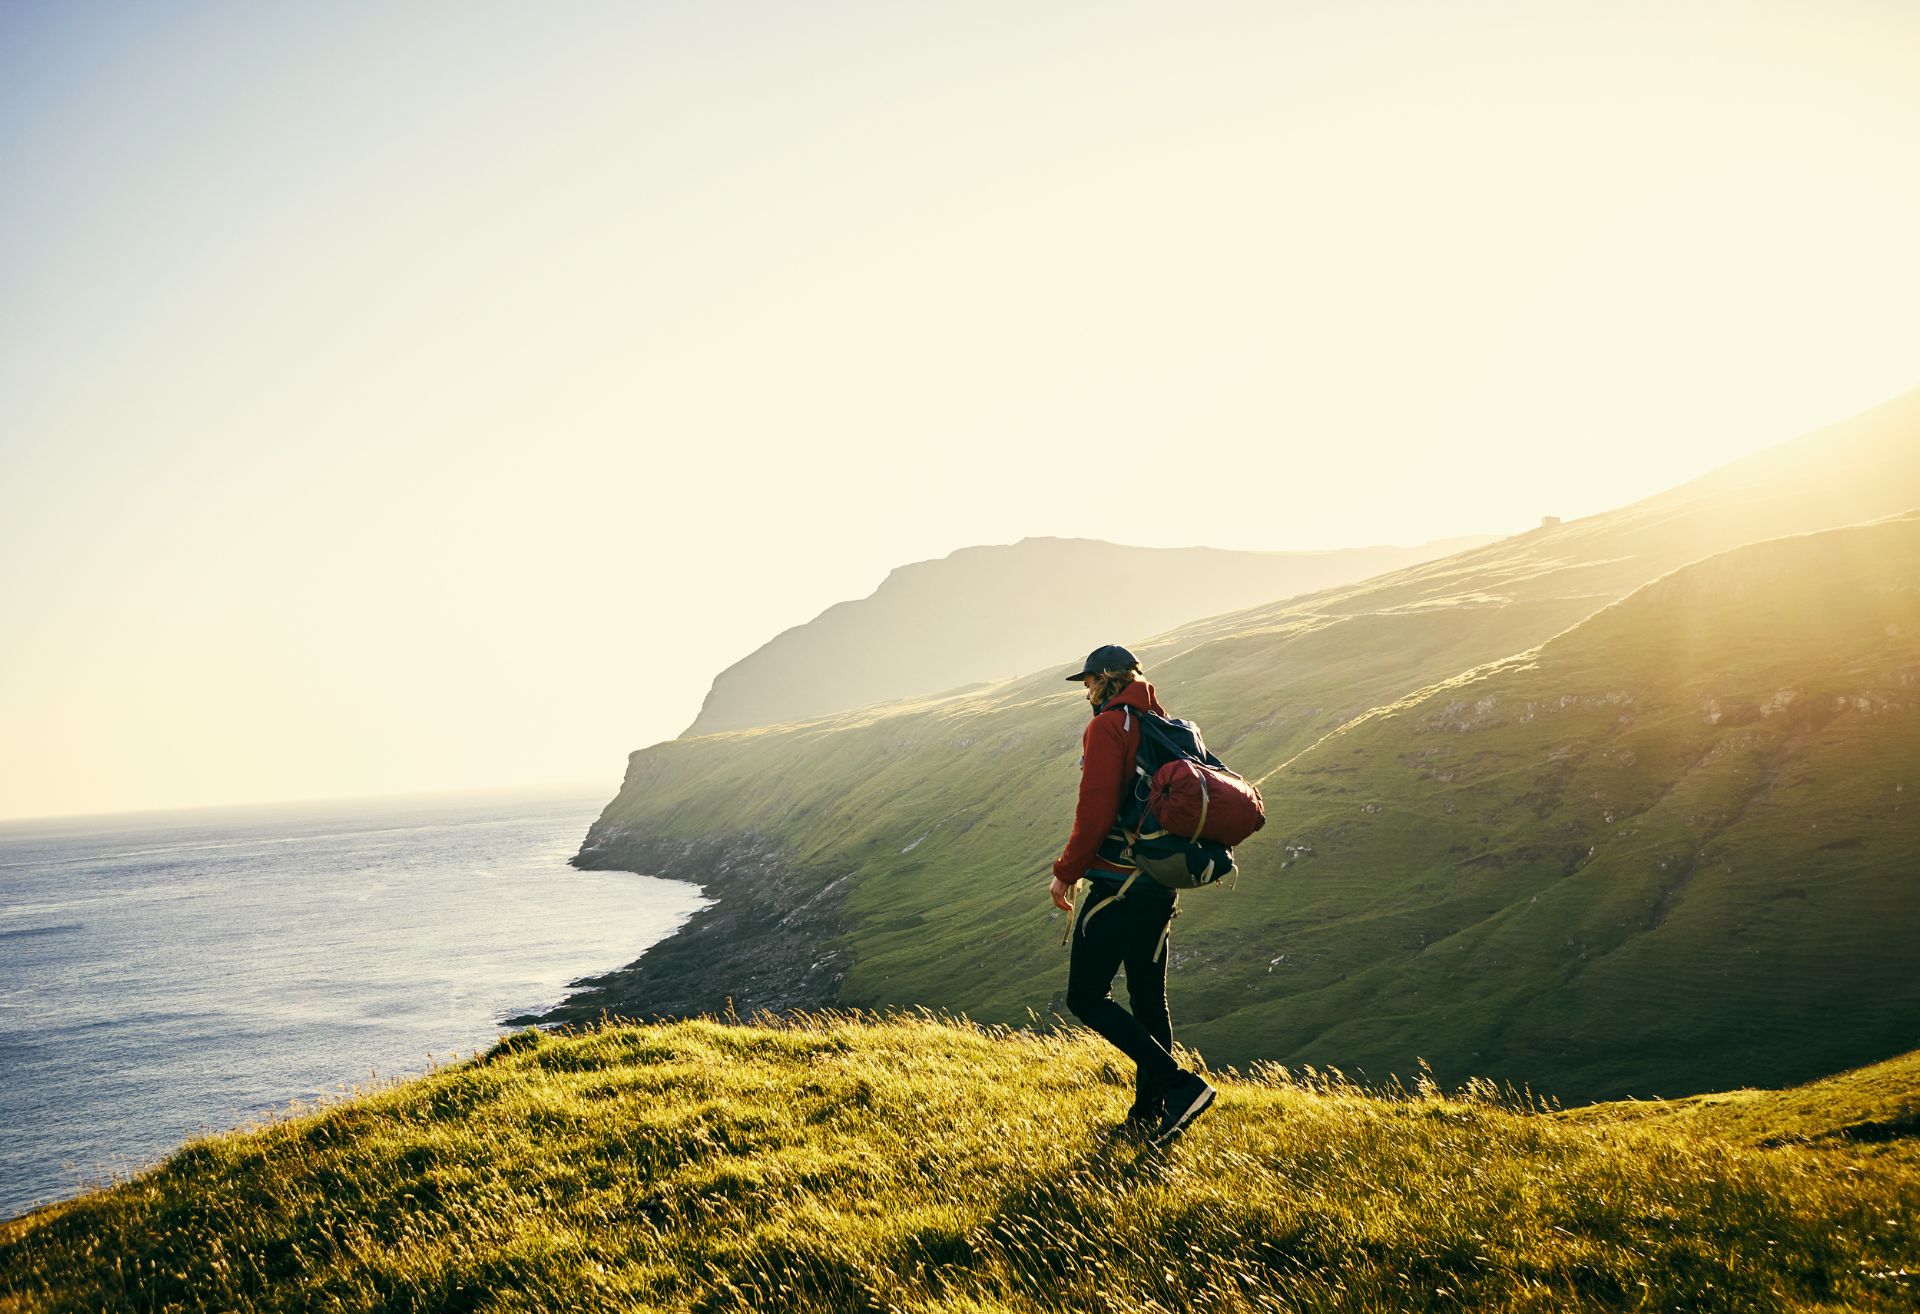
[1051,643,1216,1144]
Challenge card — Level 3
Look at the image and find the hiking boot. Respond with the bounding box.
[1118,1093,1162,1136]
[1149,1072,1215,1145]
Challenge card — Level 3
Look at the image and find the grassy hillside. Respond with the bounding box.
[1582,1046,1920,1150]
[1173,512,1920,1098]
[685,535,1489,736]
[560,388,1920,1101]
[4,1016,1915,1313]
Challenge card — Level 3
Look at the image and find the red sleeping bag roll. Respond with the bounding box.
[1147,760,1266,845]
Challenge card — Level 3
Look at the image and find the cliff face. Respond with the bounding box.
[522,826,847,1026]
[683,535,1490,737]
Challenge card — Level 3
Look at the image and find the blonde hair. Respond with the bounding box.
[1089,664,1144,710]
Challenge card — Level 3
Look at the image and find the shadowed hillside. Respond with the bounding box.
[559,387,1920,1102]
[684,536,1490,736]
[4,1017,1915,1312]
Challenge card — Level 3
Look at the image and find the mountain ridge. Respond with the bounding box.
[683,534,1494,737]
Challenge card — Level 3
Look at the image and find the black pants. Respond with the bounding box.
[1066,874,1181,1095]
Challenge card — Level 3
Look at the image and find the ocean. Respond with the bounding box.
[0,789,705,1219]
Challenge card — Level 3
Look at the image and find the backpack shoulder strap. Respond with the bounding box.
[1134,709,1224,769]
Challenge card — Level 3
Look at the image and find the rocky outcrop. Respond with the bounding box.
[512,827,851,1027]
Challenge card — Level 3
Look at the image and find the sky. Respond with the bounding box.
[3,0,1919,821]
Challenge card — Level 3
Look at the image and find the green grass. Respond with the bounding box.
[4,1015,1917,1312]
[1574,1047,1920,1149]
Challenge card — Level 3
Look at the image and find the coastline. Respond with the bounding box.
[511,826,852,1027]
[0,794,689,1220]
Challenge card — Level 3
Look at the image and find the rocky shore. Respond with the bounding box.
[511,824,852,1028]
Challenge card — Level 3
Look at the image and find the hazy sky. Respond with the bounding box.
[4,0,1918,820]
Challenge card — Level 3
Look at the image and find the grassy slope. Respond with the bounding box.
[3,1017,1916,1313]
[573,387,1920,1100]
[1177,513,1920,1099]
[1583,1047,1920,1150]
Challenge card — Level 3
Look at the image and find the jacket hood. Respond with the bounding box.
[1100,679,1164,717]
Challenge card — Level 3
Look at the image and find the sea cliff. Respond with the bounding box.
[518,824,849,1026]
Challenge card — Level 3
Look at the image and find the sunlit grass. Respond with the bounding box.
[4,1015,1915,1312]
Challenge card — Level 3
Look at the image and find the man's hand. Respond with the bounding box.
[1050,874,1078,912]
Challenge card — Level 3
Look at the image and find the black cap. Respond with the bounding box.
[1065,644,1140,682]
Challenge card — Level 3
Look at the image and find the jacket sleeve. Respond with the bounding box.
[1053,713,1131,880]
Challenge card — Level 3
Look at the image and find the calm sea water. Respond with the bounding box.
[0,790,705,1219]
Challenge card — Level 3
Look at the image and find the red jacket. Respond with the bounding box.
[1053,680,1165,881]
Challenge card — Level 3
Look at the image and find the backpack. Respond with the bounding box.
[1115,708,1265,890]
